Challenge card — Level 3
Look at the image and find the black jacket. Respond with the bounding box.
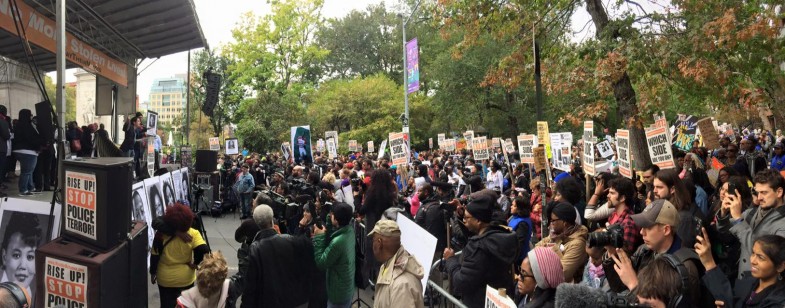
[703,266,785,308]
[415,197,448,255]
[241,228,316,308]
[0,116,9,153]
[12,111,41,153]
[445,225,518,308]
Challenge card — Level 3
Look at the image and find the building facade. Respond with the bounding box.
[148,75,187,125]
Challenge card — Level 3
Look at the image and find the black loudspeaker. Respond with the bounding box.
[202,72,221,116]
[195,150,217,172]
[63,158,133,251]
[36,236,130,308]
[35,101,55,142]
[127,221,149,308]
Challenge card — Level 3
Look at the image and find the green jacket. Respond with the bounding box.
[313,223,356,303]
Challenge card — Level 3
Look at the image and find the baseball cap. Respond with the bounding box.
[367,219,401,237]
[631,199,679,228]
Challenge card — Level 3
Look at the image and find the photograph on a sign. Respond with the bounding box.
[146,111,158,136]
[327,138,337,159]
[291,126,313,164]
[225,138,239,155]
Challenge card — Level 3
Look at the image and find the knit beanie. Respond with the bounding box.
[528,246,564,289]
[465,189,497,223]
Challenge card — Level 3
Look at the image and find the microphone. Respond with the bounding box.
[555,283,648,308]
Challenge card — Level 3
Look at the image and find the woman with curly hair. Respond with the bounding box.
[176,251,240,308]
[150,203,210,308]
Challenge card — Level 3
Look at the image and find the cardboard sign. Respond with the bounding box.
[209,137,220,151]
[348,140,358,152]
[492,137,501,149]
[537,121,552,159]
[583,140,596,176]
[326,138,337,159]
[45,257,88,307]
[533,146,547,172]
[389,132,409,166]
[464,131,475,150]
[485,285,517,308]
[472,136,490,160]
[616,130,633,179]
[518,135,537,164]
[646,126,676,169]
[64,171,97,240]
[697,117,720,149]
[367,141,374,153]
[596,140,615,160]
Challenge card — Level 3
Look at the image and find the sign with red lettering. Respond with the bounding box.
[64,171,97,240]
[45,257,87,308]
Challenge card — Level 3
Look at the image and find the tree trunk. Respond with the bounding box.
[506,92,519,138]
[585,0,652,170]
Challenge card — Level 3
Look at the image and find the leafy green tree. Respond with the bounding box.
[188,49,244,139]
[44,75,76,123]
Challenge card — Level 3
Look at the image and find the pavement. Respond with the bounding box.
[3,172,375,307]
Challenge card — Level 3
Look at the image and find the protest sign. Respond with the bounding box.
[396,215,437,295]
[325,131,339,150]
[208,137,220,151]
[583,140,596,176]
[146,111,158,136]
[291,126,312,164]
[616,130,633,179]
[348,140,358,152]
[472,136,490,160]
[596,140,614,160]
[45,257,88,308]
[464,131,475,150]
[444,138,456,151]
[492,137,501,149]
[549,133,566,172]
[437,133,445,146]
[429,138,433,149]
[485,285,517,308]
[281,142,291,160]
[389,132,409,166]
[518,135,537,164]
[697,117,720,149]
[673,114,698,151]
[326,138,337,159]
[646,126,676,169]
[65,171,97,240]
[583,121,594,141]
[377,139,388,160]
[537,121,552,159]
[316,139,325,152]
[533,146,547,172]
[504,139,516,154]
[225,138,239,155]
[367,141,375,153]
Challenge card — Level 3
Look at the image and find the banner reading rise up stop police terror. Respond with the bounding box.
[45,257,88,308]
[65,171,97,240]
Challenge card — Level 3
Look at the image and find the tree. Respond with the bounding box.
[189,49,244,138]
[44,75,76,123]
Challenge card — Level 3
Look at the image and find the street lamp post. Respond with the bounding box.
[400,0,422,137]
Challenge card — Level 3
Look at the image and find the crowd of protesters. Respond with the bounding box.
[146,125,785,308]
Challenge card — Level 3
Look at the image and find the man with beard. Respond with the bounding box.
[443,189,517,308]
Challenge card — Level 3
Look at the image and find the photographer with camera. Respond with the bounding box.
[590,177,641,255]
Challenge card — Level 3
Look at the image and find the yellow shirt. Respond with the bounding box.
[153,228,206,287]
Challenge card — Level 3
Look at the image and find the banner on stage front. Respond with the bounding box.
[616,130,633,179]
[646,126,676,169]
[472,136,490,160]
[389,133,409,166]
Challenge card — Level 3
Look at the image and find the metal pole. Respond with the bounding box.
[56,0,66,216]
[186,50,191,145]
[401,17,409,135]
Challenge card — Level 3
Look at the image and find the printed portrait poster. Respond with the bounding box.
[325,131,339,151]
[160,173,177,207]
[131,182,154,266]
[144,177,165,222]
[171,169,184,201]
[146,111,158,136]
[225,138,239,155]
[596,140,615,160]
[0,198,62,304]
[291,126,313,165]
[327,138,337,159]
[180,146,192,169]
[209,137,220,151]
[179,167,190,202]
[64,171,97,241]
[44,257,87,308]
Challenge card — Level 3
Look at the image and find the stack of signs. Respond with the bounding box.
[326,138,337,159]
[518,134,537,164]
[367,141,375,153]
[464,131,475,150]
[537,121,552,159]
[316,139,325,152]
[646,125,676,169]
[209,137,220,151]
[389,132,409,166]
[596,140,615,160]
[616,130,633,179]
[348,140,358,152]
[492,137,501,150]
[325,131,339,151]
[697,117,720,150]
[673,114,698,151]
[444,138,456,151]
[583,121,596,176]
[472,136,490,160]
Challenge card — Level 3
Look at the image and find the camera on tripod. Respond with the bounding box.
[589,224,625,248]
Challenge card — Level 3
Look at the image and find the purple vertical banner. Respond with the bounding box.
[406,38,420,93]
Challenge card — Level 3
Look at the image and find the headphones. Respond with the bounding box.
[659,254,690,308]
[0,282,29,308]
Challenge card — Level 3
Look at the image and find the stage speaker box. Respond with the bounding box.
[63,157,133,251]
[195,150,217,172]
[127,221,149,308]
[202,72,221,116]
[35,101,55,142]
[36,236,130,308]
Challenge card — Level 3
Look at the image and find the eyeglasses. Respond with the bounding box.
[549,218,561,224]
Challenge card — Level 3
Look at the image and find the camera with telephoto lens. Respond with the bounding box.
[589,224,625,248]
[350,177,362,187]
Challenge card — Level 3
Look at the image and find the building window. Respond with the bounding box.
[162,94,171,106]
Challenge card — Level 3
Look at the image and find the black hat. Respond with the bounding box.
[430,180,453,190]
[331,202,353,226]
[548,202,577,225]
[465,189,497,223]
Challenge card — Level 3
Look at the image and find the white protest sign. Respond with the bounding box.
[65,171,97,240]
[389,132,409,166]
[326,138,337,159]
[616,130,633,179]
[316,139,325,152]
[348,140,358,152]
[504,139,515,154]
[209,137,220,151]
[583,140,596,176]
[428,138,433,149]
[518,135,538,164]
[437,133,446,147]
[492,137,501,149]
[646,126,676,169]
[396,215,437,296]
[45,257,88,307]
[485,285,517,308]
[367,141,374,153]
[444,138,456,151]
[377,139,388,160]
[472,136,490,160]
[325,131,339,149]
[596,140,615,160]
[549,133,566,172]
[464,131,475,150]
